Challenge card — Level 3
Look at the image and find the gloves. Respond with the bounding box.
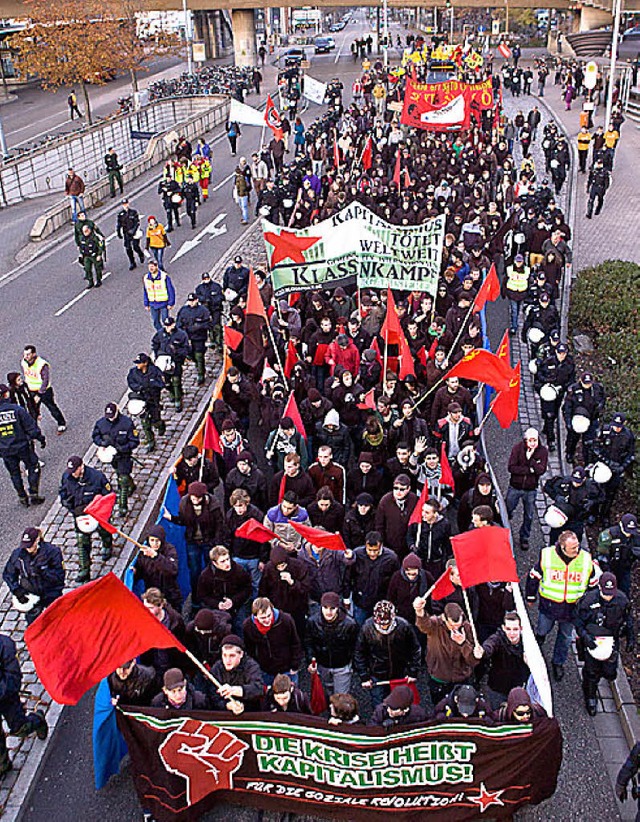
[626,635,636,653]
[615,783,628,802]
[585,636,597,650]
[39,437,46,449]
[14,588,29,604]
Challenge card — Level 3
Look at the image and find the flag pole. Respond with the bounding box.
[447,301,476,363]
[382,324,389,384]
[183,647,223,689]
[476,391,499,434]
[266,315,290,392]
[462,587,480,647]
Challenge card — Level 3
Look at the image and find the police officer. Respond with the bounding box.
[592,412,636,521]
[534,342,575,452]
[597,514,640,597]
[586,158,611,219]
[0,383,46,507]
[526,529,598,682]
[562,372,606,463]
[522,290,560,358]
[182,172,201,229]
[177,292,212,386]
[152,316,190,411]
[158,175,182,232]
[222,255,250,303]
[104,147,124,198]
[575,572,634,716]
[543,465,605,542]
[256,178,282,224]
[91,402,140,516]
[127,353,166,453]
[550,136,570,195]
[116,197,145,271]
[59,455,112,581]
[77,223,106,289]
[2,527,64,624]
[195,271,224,350]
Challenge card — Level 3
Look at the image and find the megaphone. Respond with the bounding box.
[591,461,613,484]
[539,383,558,402]
[544,504,569,529]
[96,445,117,464]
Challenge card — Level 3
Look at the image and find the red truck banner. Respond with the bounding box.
[117,709,562,821]
[401,79,495,131]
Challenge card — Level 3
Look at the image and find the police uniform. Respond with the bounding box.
[575,573,633,715]
[0,389,45,505]
[91,404,140,515]
[597,515,640,597]
[222,258,250,300]
[195,274,224,349]
[59,457,112,580]
[177,294,212,384]
[77,229,106,288]
[543,467,605,542]
[2,528,64,624]
[562,374,606,462]
[158,177,182,231]
[116,201,145,270]
[126,355,166,452]
[181,176,201,229]
[534,346,575,450]
[592,413,636,520]
[151,319,190,410]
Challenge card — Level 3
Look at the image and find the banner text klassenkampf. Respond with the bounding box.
[262,203,445,296]
[118,708,562,822]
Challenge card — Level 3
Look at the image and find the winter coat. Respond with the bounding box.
[196,560,252,614]
[375,491,418,559]
[209,654,265,710]
[298,544,350,601]
[305,609,359,669]
[387,568,434,624]
[259,554,311,617]
[349,546,400,612]
[354,617,421,681]
[507,441,548,491]
[482,627,530,695]
[243,610,303,675]
[416,613,479,684]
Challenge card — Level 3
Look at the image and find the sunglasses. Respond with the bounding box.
[513,708,532,718]
[393,486,409,491]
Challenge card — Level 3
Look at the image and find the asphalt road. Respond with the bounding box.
[11,14,624,822]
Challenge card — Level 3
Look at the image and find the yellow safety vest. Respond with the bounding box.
[144,271,169,303]
[22,356,49,392]
[539,546,593,604]
[505,265,529,293]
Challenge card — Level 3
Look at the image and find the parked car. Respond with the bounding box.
[314,36,333,53]
[330,21,346,32]
[621,25,640,40]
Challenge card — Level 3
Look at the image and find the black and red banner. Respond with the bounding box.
[401,79,495,131]
[117,709,562,821]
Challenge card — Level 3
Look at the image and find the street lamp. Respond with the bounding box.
[183,0,193,75]
[383,0,389,68]
[605,0,623,128]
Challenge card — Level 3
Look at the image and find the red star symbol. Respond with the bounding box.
[264,229,321,267]
[469,783,505,813]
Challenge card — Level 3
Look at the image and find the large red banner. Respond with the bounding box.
[401,79,495,131]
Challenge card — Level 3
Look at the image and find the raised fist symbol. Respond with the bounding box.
[158,718,248,806]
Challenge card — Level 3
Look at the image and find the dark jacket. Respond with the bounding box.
[134,531,182,610]
[482,627,530,695]
[387,568,434,624]
[262,686,313,714]
[307,500,345,532]
[196,560,252,614]
[314,420,352,467]
[242,610,303,675]
[209,654,265,711]
[369,702,429,727]
[343,506,376,551]
[346,466,385,504]
[305,609,359,669]
[476,583,515,633]
[225,466,268,512]
[177,303,212,342]
[375,491,418,560]
[407,516,452,578]
[298,544,350,601]
[259,555,311,617]
[434,688,494,723]
[3,541,64,605]
[139,605,186,675]
[151,327,190,363]
[349,546,400,612]
[184,610,232,668]
[0,635,21,703]
[91,412,139,456]
[574,588,632,646]
[59,465,111,515]
[224,504,268,561]
[151,684,208,711]
[168,493,224,545]
[270,469,316,509]
[175,456,219,495]
[108,663,157,706]
[354,616,421,681]
[126,363,165,403]
[0,398,45,456]
[507,440,548,491]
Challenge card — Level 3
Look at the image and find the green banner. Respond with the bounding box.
[263,204,445,296]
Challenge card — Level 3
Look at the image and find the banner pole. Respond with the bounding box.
[447,301,476,363]
[462,587,480,647]
[266,319,290,392]
[184,648,223,690]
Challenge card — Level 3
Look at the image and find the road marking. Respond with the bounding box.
[335,30,350,63]
[54,271,113,316]
[172,213,228,261]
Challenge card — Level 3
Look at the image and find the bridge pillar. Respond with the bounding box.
[575,6,612,32]
[232,9,258,68]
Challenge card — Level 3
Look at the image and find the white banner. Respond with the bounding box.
[229,98,265,128]
[303,74,328,105]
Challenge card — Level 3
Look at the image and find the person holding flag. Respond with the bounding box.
[407,496,453,579]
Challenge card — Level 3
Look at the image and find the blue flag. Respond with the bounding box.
[92,678,128,790]
[158,475,190,600]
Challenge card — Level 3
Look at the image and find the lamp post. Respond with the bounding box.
[605,0,623,128]
[183,0,193,75]
[383,0,389,68]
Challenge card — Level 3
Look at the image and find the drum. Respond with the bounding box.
[127,397,146,416]
[76,514,99,534]
[592,461,613,484]
[588,636,615,661]
[571,414,591,434]
[539,383,558,402]
[527,327,545,344]
[544,505,568,529]
[97,445,117,464]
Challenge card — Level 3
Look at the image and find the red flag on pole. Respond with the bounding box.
[264,94,284,139]
[495,328,511,363]
[310,669,328,715]
[203,412,222,454]
[243,269,268,368]
[409,482,430,526]
[492,361,521,429]
[25,573,186,705]
[83,493,117,535]
[235,518,276,543]
[283,391,307,441]
[361,135,373,170]
[284,339,300,379]
[451,526,519,589]
[223,325,244,352]
[446,348,512,392]
[440,443,455,492]
[290,521,347,552]
[333,137,340,169]
[393,152,401,187]
[380,287,403,347]
[430,568,456,601]
[356,387,376,410]
[398,330,416,379]
[472,264,501,313]
[390,677,421,705]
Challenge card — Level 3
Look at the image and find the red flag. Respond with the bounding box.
[409,482,430,526]
[284,339,300,379]
[431,568,456,601]
[357,387,376,410]
[389,678,420,705]
[235,518,275,544]
[381,287,403,347]
[203,412,222,454]
[416,346,428,368]
[290,521,347,552]
[440,443,455,492]
[264,94,283,139]
[473,263,501,313]
[333,137,340,169]
[223,325,243,352]
[403,168,411,189]
[392,152,401,187]
[83,493,117,535]
[283,391,307,441]
[496,328,511,362]
[398,331,416,379]
[446,348,512,392]
[492,361,521,429]
[451,526,519,588]
[25,573,186,705]
[310,669,328,715]
[243,268,268,368]
[361,135,373,170]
